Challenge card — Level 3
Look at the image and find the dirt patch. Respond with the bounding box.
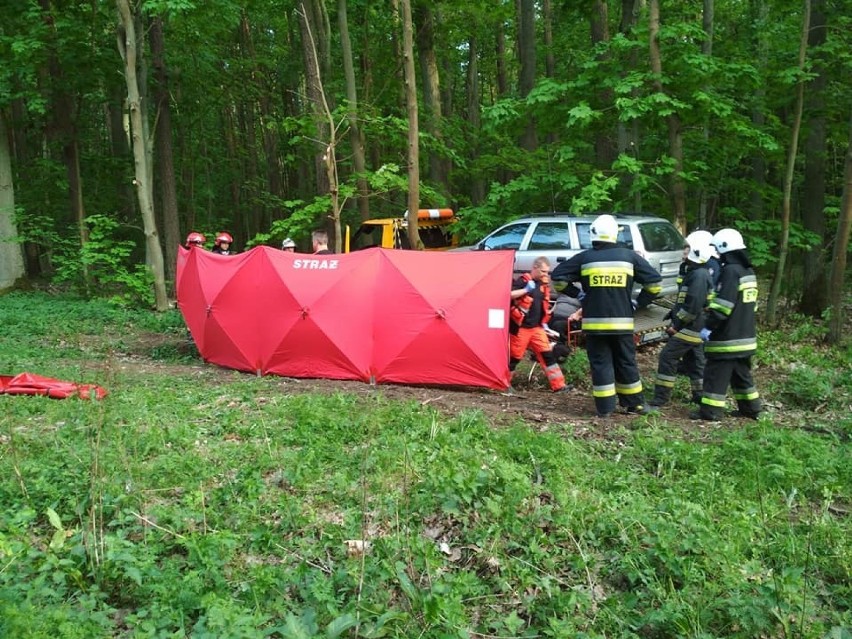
[99,333,786,443]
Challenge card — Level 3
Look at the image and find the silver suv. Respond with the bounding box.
[458,213,685,296]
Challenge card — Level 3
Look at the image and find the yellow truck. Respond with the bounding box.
[344,208,458,253]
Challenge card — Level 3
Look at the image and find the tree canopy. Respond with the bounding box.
[0,0,849,316]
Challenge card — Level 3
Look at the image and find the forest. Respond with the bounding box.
[1,3,851,636]
[0,0,850,328]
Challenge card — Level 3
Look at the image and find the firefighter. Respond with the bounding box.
[685,230,721,288]
[551,214,662,417]
[212,232,235,255]
[649,235,715,408]
[281,238,297,252]
[509,256,572,393]
[692,228,762,421]
[185,232,206,249]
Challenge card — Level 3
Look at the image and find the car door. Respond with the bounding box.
[634,221,685,295]
[516,220,575,276]
[475,222,533,276]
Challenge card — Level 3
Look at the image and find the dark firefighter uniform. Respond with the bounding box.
[696,251,762,420]
[552,246,662,416]
[509,273,569,392]
[651,261,713,406]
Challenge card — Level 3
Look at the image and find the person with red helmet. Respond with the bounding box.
[185,232,206,249]
[212,232,235,255]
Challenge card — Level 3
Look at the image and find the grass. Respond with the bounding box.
[0,292,850,638]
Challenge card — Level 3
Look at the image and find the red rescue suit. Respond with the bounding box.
[509,274,567,392]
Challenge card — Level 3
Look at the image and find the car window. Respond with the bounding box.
[526,222,572,251]
[576,223,633,250]
[638,221,684,252]
[481,222,529,250]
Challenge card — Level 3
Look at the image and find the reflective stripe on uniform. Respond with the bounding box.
[616,380,643,395]
[705,338,757,354]
[581,260,634,276]
[582,316,634,331]
[655,373,677,388]
[673,329,703,344]
[732,387,760,401]
[701,393,727,408]
[708,297,734,315]
[582,261,634,288]
[593,383,616,398]
[644,283,662,294]
[738,275,757,289]
[676,307,697,323]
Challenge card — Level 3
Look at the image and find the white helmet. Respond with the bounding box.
[590,214,619,243]
[281,238,296,249]
[687,240,714,264]
[686,230,713,248]
[712,228,746,254]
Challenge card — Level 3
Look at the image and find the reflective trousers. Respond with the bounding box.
[586,333,645,415]
[699,357,761,419]
[652,336,705,405]
[509,327,567,391]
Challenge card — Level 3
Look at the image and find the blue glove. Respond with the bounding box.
[524,280,537,293]
[576,290,586,301]
[700,328,712,342]
[631,300,638,311]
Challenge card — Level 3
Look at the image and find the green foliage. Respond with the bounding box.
[759,321,852,418]
[0,293,849,637]
[733,219,823,268]
[51,215,154,307]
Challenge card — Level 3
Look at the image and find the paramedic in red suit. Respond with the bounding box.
[509,257,571,393]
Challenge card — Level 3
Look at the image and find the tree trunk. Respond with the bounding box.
[389,0,406,107]
[400,0,421,249]
[697,0,714,229]
[299,1,331,201]
[116,0,168,311]
[800,0,829,316]
[299,1,341,252]
[415,3,449,194]
[749,0,769,221]
[0,111,26,289]
[542,0,555,78]
[495,21,508,97]
[309,0,331,82]
[39,0,89,274]
[766,0,811,325]
[466,36,486,205]
[617,0,641,207]
[337,0,370,221]
[592,0,616,167]
[827,111,852,344]
[149,15,180,293]
[518,0,537,152]
[238,13,262,242]
[649,0,686,233]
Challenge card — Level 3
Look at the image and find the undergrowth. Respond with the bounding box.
[0,292,849,638]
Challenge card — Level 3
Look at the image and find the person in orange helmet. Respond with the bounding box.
[185,232,206,249]
[212,232,235,255]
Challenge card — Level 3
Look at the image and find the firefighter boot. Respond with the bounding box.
[649,383,671,408]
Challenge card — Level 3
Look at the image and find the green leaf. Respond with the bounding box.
[325,614,357,638]
[395,561,419,605]
[49,529,66,551]
[46,507,63,531]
